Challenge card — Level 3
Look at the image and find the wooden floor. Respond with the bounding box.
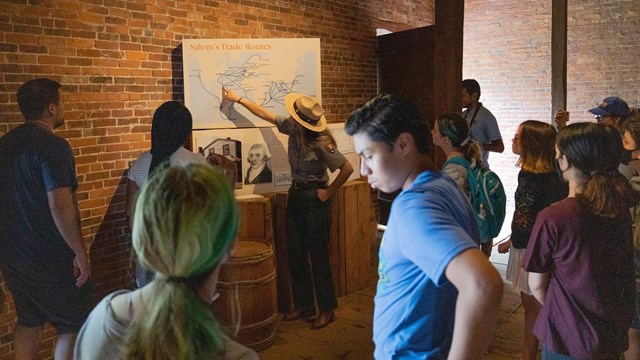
[258,252,530,359]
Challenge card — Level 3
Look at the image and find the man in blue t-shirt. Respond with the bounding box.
[345,94,504,359]
[0,79,92,359]
[462,79,504,168]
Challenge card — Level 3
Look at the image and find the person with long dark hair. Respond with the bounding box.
[125,101,208,287]
[222,87,353,330]
[523,122,640,359]
[497,120,567,360]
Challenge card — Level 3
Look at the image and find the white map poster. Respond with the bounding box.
[183,38,321,129]
[191,123,360,197]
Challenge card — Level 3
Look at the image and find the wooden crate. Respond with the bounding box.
[331,180,378,295]
[237,195,273,241]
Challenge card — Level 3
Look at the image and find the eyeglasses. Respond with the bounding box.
[595,115,613,123]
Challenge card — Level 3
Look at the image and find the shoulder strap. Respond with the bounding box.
[444,156,472,169]
[127,291,136,320]
[468,103,482,128]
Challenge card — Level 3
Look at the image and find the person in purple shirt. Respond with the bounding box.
[524,122,639,359]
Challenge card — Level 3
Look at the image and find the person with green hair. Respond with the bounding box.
[74,164,258,360]
[431,113,494,256]
[431,112,484,197]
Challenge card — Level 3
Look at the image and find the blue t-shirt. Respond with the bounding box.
[0,123,77,279]
[373,170,479,359]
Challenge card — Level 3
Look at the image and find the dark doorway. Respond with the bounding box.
[376,26,435,225]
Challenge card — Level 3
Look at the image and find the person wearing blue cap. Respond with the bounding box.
[589,96,632,128]
[555,96,632,130]
[587,96,635,179]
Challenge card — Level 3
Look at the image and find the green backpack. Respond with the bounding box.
[444,157,507,241]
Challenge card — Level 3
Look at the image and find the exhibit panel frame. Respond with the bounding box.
[183,38,322,129]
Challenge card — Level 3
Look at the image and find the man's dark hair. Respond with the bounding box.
[16,78,62,121]
[462,79,481,100]
[345,94,430,154]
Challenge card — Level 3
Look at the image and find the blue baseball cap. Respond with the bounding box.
[588,96,630,117]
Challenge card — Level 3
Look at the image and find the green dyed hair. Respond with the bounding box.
[126,164,239,360]
[436,113,483,167]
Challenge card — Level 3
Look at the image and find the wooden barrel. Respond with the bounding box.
[212,240,277,351]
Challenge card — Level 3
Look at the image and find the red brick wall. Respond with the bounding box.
[566,1,640,118]
[0,0,432,358]
[463,0,640,238]
[5,0,637,356]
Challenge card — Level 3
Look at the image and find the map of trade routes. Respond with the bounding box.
[183,38,321,129]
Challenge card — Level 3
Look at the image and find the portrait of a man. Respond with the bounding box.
[244,143,272,184]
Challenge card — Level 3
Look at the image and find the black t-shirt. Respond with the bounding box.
[511,171,568,249]
[0,123,77,279]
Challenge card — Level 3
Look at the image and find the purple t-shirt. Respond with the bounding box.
[523,197,634,358]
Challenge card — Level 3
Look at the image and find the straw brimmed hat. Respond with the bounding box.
[284,93,327,132]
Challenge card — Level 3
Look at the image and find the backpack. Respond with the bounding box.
[443,157,507,241]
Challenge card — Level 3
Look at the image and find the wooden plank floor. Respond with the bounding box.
[258,251,529,359]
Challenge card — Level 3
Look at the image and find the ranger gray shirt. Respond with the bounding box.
[275,115,347,183]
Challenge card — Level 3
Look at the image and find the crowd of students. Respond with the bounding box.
[432,91,639,359]
[1,77,638,359]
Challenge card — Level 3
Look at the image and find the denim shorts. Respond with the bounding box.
[542,346,575,360]
[3,267,93,334]
[631,288,640,330]
[542,346,621,360]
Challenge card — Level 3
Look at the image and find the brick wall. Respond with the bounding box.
[0,0,431,358]
[3,0,638,356]
[566,1,640,117]
[463,0,640,239]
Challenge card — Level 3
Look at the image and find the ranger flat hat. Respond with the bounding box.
[284,93,327,132]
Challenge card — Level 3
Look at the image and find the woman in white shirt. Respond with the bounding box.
[125,101,207,287]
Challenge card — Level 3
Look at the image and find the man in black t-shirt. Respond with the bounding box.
[0,79,92,359]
